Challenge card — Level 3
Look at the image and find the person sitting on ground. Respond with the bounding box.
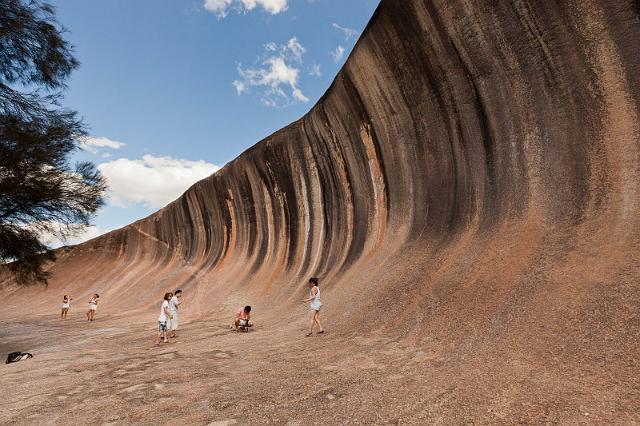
[168,289,182,338]
[156,292,174,345]
[234,306,253,331]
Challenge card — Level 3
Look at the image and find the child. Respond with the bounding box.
[156,292,174,345]
[168,289,182,338]
[61,295,72,319]
[234,306,253,331]
[86,294,99,321]
[303,277,324,336]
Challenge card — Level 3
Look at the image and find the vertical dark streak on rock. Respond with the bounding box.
[343,68,391,224]
[180,195,195,260]
[239,167,257,269]
[298,119,322,276]
[449,39,496,224]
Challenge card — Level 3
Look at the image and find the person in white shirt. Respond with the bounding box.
[155,292,173,346]
[60,295,72,319]
[168,289,182,338]
[86,294,99,321]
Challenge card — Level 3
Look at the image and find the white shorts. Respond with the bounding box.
[89,304,97,311]
[62,304,70,310]
[170,312,179,330]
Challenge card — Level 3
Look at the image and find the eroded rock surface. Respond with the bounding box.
[2,0,640,423]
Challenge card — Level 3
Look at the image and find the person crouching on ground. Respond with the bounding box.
[156,292,174,345]
[86,294,99,321]
[303,277,324,337]
[61,295,72,319]
[168,289,182,338]
[234,306,253,331]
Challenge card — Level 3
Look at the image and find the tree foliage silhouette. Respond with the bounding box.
[0,0,106,284]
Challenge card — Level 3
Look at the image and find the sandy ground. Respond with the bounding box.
[2,306,638,426]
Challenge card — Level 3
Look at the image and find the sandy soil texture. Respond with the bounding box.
[2,304,638,425]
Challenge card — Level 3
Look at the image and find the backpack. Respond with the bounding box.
[5,352,33,364]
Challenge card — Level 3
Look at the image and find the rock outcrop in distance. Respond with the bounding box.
[4,0,640,357]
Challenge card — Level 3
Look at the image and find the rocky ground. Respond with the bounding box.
[2,307,638,425]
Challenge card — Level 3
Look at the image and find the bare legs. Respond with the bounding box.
[61,309,67,319]
[314,311,323,333]
[307,310,324,335]
[155,328,168,345]
[86,309,95,321]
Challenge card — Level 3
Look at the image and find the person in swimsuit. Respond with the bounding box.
[86,294,99,321]
[234,306,253,331]
[61,295,72,319]
[168,289,182,338]
[303,277,324,337]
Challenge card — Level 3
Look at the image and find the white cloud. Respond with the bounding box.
[203,0,233,17]
[332,23,358,40]
[203,0,287,18]
[37,223,110,248]
[79,136,126,154]
[66,225,109,245]
[309,63,321,77]
[243,0,288,14]
[234,37,309,107]
[98,155,220,208]
[63,225,107,246]
[330,45,345,63]
[286,37,306,63]
[232,80,247,94]
[292,88,309,102]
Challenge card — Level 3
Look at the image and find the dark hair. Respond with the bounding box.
[164,292,172,301]
[309,277,318,286]
[174,289,182,295]
[94,293,99,298]
[244,305,251,312]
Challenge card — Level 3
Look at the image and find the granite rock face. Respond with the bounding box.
[5,0,640,345]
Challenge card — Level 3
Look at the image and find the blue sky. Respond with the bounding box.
[47,0,380,245]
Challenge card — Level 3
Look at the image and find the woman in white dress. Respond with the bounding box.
[168,289,182,338]
[86,294,99,321]
[60,295,72,319]
[303,277,324,337]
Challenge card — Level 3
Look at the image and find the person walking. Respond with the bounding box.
[168,289,182,338]
[303,277,324,337]
[156,292,174,345]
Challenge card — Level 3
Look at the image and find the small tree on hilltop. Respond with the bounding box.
[0,0,106,284]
